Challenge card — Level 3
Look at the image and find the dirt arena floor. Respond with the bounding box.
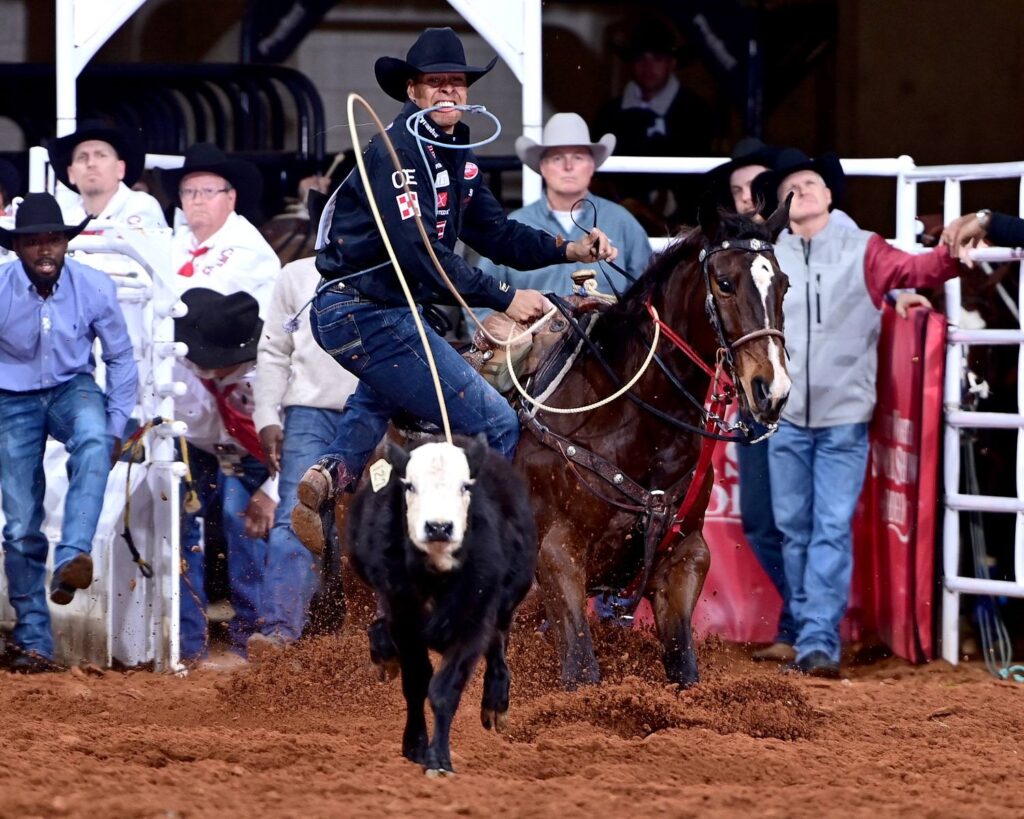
[1,600,1022,819]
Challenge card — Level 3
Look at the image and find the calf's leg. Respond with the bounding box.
[391,621,432,764]
[480,628,510,731]
[424,641,484,776]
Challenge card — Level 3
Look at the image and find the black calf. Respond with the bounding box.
[346,435,537,776]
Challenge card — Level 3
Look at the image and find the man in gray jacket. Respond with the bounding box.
[760,149,961,677]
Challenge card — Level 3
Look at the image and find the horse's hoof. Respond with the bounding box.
[481,708,509,731]
[665,659,700,689]
[424,767,455,779]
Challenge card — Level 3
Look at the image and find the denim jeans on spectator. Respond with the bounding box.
[180,448,269,661]
[736,437,797,645]
[768,420,869,664]
[0,374,111,659]
[260,405,345,642]
[310,289,519,477]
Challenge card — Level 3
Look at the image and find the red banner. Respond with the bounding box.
[693,305,945,661]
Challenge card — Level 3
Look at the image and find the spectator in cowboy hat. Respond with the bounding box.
[173,287,276,664]
[592,16,714,231]
[0,193,137,673]
[704,138,781,217]
[48,119,166,229]
[159,143,279,315]
[476,112,651,307]
[758,148,960,678]
[291,26,617,560]
[751,148,858,230]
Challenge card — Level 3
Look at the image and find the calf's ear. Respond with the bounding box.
[465,433,490,477]
[384,441,410,475]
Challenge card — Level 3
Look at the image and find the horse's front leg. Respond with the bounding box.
[536,522,600,689]
[649,528,710,688]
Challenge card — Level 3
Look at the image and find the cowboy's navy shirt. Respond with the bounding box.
[0,256,138,437]
[316,100,570,310]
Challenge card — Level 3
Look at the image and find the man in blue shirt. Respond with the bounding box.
[0,193,137,673]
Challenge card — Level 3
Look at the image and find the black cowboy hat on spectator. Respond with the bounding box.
[0,158,23,204]
[158,142,263,213]
[703,137,782,211]
[375,27,498,102]
[47,119,146,192]
[752,148,846,216]
[612,18,681,61]
[175,288,263,370]
[0,192,91,250]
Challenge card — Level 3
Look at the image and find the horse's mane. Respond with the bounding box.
[602,210,773,326]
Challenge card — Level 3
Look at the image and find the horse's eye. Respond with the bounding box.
[715,277,734,294]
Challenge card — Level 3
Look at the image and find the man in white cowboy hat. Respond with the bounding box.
[173,287,277,664]
[0,193,138,672]
[476,112,652,302]
[759,148,961,679]
[292,27,618,554]
[49,119,166,229]
[161,143,279,315]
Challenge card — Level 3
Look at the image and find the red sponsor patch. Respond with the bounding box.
[396,191,420,220]
[463,161,479,180]
[436,191,448,208]
[437,219,447,239]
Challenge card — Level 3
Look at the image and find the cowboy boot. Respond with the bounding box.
[292,457,352,556]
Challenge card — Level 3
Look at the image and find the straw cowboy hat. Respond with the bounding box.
[375,27,498,102]
[0,192,91,250]
[158,142,263,212]
[175,288,263,370]
[47,119,147,192]
[514,113,617,174]
[752,147,846,215]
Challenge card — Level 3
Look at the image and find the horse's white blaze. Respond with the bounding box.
[751,255,791,402]
[404,442,473,572]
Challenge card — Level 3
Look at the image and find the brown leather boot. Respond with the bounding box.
[292,458,349,556]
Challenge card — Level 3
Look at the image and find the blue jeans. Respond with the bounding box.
[0,375,112,659]
[180,448,269,661]
[737,438,797,645]
[260,405,345,641]
[310,290,519,476]
[768,421,869,664]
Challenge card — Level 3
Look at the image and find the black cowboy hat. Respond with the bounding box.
[374,27,498,102]
[157,143,263,213]
[752,148,846,216]
[175,288,263,370]
[0,192,91,250]
[703,137,782,211]
[47,119,147,192]
[612,18,682,61]
[0,158,22,203]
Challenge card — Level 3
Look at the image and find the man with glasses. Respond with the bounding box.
[160,143,279,314]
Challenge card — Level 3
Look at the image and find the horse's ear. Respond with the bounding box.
[697,194,722,240]
[764,192,793,241]
[385,441,410,476]
[464,433,489,477]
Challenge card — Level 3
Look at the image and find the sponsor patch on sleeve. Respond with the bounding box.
[437,219,447,239]
[396,191,420,220]
[435,170,450,188]
[463,161,479,180]
[436,191,448,209]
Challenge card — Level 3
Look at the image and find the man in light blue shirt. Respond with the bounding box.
[0,193,137,672]
[476,112,652,310]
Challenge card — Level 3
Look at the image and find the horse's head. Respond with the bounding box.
[696,195,793,425]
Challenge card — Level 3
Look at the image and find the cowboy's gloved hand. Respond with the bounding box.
[567,228,618,264]
[243,489,276,540]
[259,424,283,478]
[505,289,553,324]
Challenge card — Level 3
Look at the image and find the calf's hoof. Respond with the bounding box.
[480,708,508,732]
[664,652,700,689]
[425,767,455,779]
[375,658,400,682]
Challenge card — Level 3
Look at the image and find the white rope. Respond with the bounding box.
[346,93,452,442]
[503,307,663,414]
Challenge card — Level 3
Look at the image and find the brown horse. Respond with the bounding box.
[513,199,792,689]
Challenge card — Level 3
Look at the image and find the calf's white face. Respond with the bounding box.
[403,442,474,572]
